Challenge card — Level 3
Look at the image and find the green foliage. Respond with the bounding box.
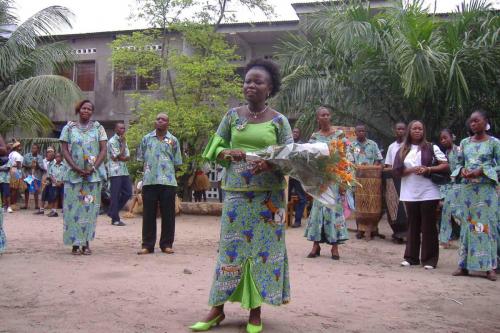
[18,137,61,154]
[276,0,500,143]
[0,0,82,135]
[131,0,195,28]
[110,31,163,77]
[121,25,242,181]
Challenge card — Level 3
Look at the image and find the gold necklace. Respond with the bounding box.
[247,105,268,119]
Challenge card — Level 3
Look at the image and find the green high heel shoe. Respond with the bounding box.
[189,313,225,332]
[246,322,263,333]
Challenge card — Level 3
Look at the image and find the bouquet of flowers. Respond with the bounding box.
[246,139,357,208]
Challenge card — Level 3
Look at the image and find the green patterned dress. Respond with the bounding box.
[304,131,349,245]
[451,137,499,271]
[202,108,292,309]
[59,121,108,246]
[439,145,461,244]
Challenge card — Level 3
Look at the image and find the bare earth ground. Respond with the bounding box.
[1,210,499,333]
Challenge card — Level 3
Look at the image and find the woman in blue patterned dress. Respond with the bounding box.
[438,129,461,249]
[0,134,7,254]
[60,100,107,255]
[191,59,292,333]
[304,106,349,260]
[452,110,499,281]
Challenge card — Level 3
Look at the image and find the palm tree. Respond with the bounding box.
[0,0,81,135]
[276,0,500,141]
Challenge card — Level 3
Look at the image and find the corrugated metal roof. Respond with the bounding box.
[53,20,300,38]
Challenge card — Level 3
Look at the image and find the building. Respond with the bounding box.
[50,22,299,130]
[50,1,394,131]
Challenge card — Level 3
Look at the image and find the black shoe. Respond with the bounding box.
[34,210,45,215]
[291,223,301,228]
[48,211,59,217]
[111,220,126,226]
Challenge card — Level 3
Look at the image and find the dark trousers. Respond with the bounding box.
[108,176,132,222]
[142,184,176,251]
[48,185,64,204]
[289,178,307,225]
[404,200,439,267]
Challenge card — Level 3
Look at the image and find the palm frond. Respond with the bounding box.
[0,75,82,134]
[0,6,73,80]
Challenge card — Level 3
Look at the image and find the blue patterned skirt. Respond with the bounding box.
[304,186,349,245]
[63,181,102,246]
[208,190,290,309]
[456,183,498,271]
[439,183,461,243]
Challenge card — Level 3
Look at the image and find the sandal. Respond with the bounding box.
[486,270,497,281]
[307,245,321,258]
[71,246,81,255]
[81,246,92,255]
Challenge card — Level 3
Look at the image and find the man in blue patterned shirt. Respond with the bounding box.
[106,122,132,226]
[350,124,383,166]
[136,113,182,255]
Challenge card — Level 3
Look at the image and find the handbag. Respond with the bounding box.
[424,144,451,185]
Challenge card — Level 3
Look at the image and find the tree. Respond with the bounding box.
[119,0,273,103]
[276,0,500,142]
[121,24,242,198]
[0,0,81,135]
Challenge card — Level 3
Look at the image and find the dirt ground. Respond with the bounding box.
[1,210,499,333]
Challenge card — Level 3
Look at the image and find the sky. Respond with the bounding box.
[14,0,500,35]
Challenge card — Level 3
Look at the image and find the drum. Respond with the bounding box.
[382,168,408,241]
[355,165,383,240]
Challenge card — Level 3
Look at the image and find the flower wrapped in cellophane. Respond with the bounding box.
[246,139,357,208]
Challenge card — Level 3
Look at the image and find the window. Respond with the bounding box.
[138,68,161,90]
[57,61,95,92]
[114,69,136,91]
[75,61,95,91]
[113,67,160,91]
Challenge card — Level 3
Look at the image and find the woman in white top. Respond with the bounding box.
[393,120,449,269]
[8,141,24,209]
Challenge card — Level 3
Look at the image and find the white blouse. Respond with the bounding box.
[384,141,403,166]
[400,144,447,202]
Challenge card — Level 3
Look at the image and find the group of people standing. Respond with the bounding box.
[0,57,497,333]
[192,59,498,333]
[0,142,65,217]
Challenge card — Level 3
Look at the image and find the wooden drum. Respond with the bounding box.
[355,165,383,240]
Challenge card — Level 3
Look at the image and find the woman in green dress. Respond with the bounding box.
[438,129,461,248]
[60,100,107,255]
[452,110,499,281]
[192,59,292,333]
[0,134,7,254]
[304,106,350,260]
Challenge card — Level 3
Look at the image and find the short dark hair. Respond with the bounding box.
[75,100,95,114]
[245,58,281,97]
[471,109,489,122]
[316,105,333,115]
[115,121,125,128]
[395,121,406,127]
[440,128,453,137]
